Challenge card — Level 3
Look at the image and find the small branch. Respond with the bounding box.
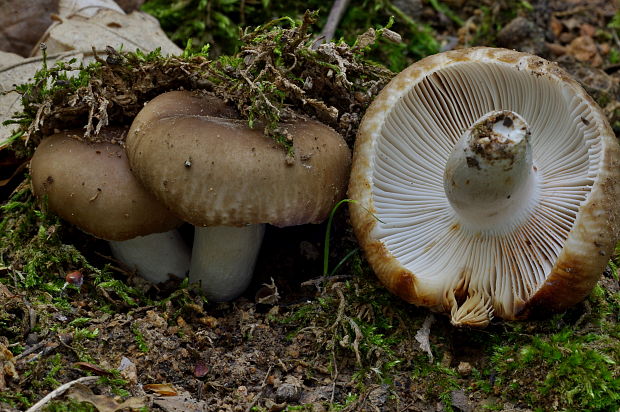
[612,30,620,51]
[300,274,352,291]
[317,0,351,45]
[244,365,273,412]
[329,347,338,405]
[14,341,46,362]
[25,376,99,412]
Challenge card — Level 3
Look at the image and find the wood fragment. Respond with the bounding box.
[318,0,351,44]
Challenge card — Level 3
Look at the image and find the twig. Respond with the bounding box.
[317,0,351,45]
[329,288,346,405]
[14,341,47,361]
[300,274,352,289]
[612,30,620,51]
[25,376,99,412]
[329,347,339,405]
[245,365,273,412]
[573,300,592,330]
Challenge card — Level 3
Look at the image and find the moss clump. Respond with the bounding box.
[140,0,440,70]
[41,399,96,412]
[475,276,620,411]
[0,184,95,290]
[487,326,619,410]
[5,11,393,158]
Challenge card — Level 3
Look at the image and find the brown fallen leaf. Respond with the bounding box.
[34,8,181,57]
[549,16,563,38]
[567,35,602,66]
[67,383,147,412]
[143,383,178,396]
[73,362,114,376]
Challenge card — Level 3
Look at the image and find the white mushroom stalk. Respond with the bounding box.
[444,110,538,230]
[189,225,266,301]
[109,230,191,284]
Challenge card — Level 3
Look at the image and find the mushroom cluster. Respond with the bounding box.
[126,91,351,301]
[348,47,620,326]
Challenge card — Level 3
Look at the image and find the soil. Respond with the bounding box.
[1,1,620,411]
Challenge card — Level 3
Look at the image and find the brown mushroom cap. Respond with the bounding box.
[130,90,240,133]
[126,92,351,227]
[30,128,182,241]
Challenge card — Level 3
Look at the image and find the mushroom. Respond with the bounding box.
[348,47,620,327]
[125,91,351,301]
[30,127,191,283]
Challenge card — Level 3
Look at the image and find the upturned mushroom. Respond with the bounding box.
[126,91,351,301]
[348,47,620,327]
[30,127,191,283]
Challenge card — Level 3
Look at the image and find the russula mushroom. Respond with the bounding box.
[126,91,351,301]
[30,128,191,283]
[348,47,620,327]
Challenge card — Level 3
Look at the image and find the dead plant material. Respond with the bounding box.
[8,11,393,157]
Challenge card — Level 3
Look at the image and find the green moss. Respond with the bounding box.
[98,375,131,398]
[338,1,439,71]
[3,49,97,156]
[6,11,393,156]
[0,392,32,410]
[43,399,96,412]
[131,324,149,353]
[478,281,620,411]
[465,0,534,47]
[41,353,64,389]
[409,356,460,410]
[141,0,256,56]
[0,186,102,290]
[490,329,619,410]
[141,0,440,70]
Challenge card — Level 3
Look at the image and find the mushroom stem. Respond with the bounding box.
[109,230,191,284]
[189,224,266,301]
[443,110,537,229]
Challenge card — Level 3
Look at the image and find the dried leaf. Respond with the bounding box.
[34,8,181,57]
[57,0,124,18]
[143,383,178,396]
[0,51,84,147]
[414,314,435,362]
[0,0,56,56]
